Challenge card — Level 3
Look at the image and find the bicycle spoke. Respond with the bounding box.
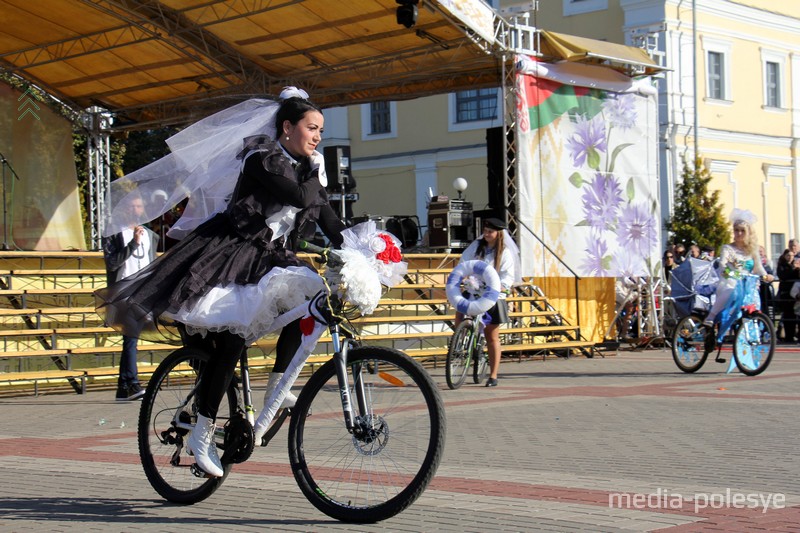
[734,312,774,376]
[671,315,709,373]
[289,347,445,523]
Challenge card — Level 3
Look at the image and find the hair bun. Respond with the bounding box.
[279,86,309,101]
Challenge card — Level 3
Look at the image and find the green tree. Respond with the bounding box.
[120,128,178,175]
[667,156,730,251]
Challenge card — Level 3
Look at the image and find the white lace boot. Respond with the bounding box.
[253,372,296,442]
[186,414,224,478]
[264,372,297,409]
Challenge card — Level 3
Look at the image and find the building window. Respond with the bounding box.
[765,62,779,107]
[369,101,391,135]
[771,233,785,267]
[563,0,608,16]
[761,50,787,110]
[702,37,732,102]
[456,89,498,123]
[360,101,397,141]
[707,51,724,100]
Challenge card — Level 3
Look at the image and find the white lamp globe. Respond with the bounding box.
[453,177,468,193]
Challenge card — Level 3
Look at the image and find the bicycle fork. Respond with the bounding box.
[330,325,368,433]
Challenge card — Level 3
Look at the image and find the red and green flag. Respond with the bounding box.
[522,75,605,129]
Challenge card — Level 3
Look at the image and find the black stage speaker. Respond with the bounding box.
[323,145,352,191]
[486,127,513,215]
[386,215,420,249]
[324,145,357,221]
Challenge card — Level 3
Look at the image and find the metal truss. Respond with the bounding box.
[501,56,519,237]
[83,108,113,250]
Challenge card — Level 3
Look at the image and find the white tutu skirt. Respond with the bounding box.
[162,266,325,343]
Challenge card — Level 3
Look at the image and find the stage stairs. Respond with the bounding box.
[0,251,595,396]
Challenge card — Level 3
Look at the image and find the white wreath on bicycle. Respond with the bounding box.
[446,260,501,316]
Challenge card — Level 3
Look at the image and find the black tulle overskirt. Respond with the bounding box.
[95,213,309,342]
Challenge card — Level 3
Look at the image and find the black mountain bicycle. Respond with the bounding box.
[138,239,446,523]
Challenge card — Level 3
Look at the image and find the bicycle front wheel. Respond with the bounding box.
[288,346,446,523]
[446,321,472,389]
[671,315,709,373]
[733,311,775,376]
[138,347,237,504]
[472,335,488,384]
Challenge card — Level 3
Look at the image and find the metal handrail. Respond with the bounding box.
[515,219,582,336]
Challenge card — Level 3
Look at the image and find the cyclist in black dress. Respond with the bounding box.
[96,89,345,477]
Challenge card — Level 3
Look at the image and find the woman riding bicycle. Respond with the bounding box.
[702,209,774,332]
[95,88,346,478]
[456,218,521,387]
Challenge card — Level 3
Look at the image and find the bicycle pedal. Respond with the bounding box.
[190,463,213,478]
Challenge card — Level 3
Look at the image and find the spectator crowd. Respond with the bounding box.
[664,238,800,344]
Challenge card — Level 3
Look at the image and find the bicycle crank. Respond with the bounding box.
[221,414,255,464]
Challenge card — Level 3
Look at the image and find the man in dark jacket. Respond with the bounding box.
[102,195,159,400]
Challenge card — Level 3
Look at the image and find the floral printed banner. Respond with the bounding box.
[515,58,660,279]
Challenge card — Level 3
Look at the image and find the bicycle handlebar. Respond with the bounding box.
[298,240,327,255]
[299,240,344,269]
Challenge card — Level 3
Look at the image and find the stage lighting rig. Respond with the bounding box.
[396,0,419,29]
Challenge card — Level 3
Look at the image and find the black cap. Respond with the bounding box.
[484,217,506,230]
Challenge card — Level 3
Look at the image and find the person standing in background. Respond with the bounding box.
[102,194,159,401]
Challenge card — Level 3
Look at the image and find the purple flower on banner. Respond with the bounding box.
[582,236,609,276]
[582,172,623,231]
[617,202,657,258]
[611,249,648,278]
[566,115,607,168]
[602,94,637,131]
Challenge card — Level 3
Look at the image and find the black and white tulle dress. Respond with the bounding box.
[95,136,345,344]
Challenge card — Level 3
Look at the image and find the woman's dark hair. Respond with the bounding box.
[275,96,322,132]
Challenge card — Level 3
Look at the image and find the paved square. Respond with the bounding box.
[1,347,798,531]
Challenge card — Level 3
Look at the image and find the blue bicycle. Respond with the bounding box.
[672,274,775,376]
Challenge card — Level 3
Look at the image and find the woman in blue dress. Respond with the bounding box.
[703,209,774,329]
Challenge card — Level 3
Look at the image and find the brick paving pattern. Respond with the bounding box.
[1,348,799,532]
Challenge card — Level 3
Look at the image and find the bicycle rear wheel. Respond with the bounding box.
[472,336,488,384]
[671,315,709,373]
[446,321,472,389]
[733,311,775,376]
[288,346,446,523]
[138,347,237,504]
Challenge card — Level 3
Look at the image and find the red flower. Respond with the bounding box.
[375,233,402,264]
[299,315,316,336]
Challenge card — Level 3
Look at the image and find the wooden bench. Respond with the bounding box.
[9,269,106,276]
[67,343,177,356]
[1,269,107,290]
[0,307,100,328]
[353,310,559,324]
[0,348,70,360]
[0,370,88,396]
[403,339,594,361]
[0,288,97,308]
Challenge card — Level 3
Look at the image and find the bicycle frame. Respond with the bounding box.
[167,294,366,440]
[458,311,485,357]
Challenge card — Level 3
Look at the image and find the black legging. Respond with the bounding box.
[187,317,304,419]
